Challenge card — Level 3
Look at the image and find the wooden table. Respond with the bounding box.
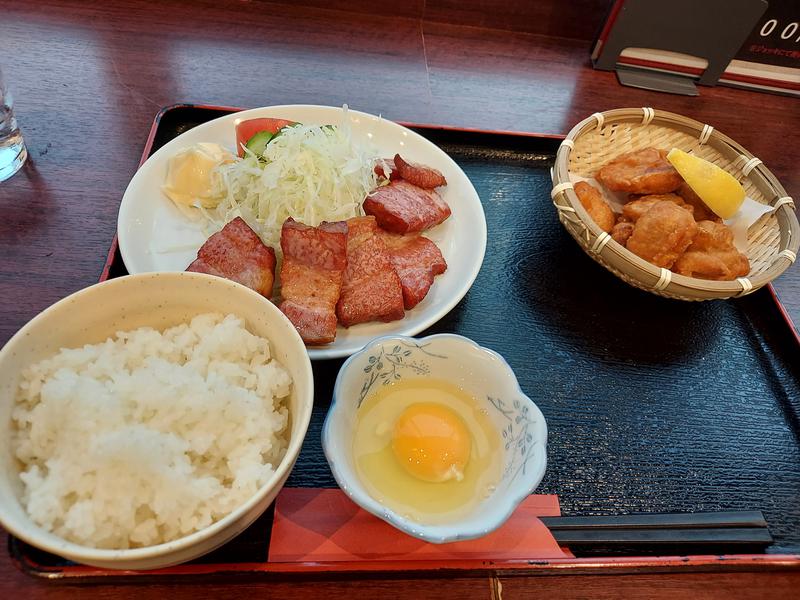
[1,1,798,597]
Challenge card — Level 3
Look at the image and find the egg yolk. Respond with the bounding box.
[391,402,472,483]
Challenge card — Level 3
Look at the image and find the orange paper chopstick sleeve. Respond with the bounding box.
[268,488,572,562]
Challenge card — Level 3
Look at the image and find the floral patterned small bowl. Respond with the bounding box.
[322,334,548,543]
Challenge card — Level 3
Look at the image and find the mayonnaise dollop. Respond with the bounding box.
[162,143,233,208]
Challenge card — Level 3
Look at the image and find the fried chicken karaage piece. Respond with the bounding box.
[611,221,634,246]
[672,220,749,280]
[622,193,693,222]
[597,148,683,195]
[574,181,615,233]
[676,182,722,223]
[626,201,698,268]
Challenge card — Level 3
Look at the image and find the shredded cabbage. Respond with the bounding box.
[207,107,380,254]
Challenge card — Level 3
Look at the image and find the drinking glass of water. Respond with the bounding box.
[0,66,27,182]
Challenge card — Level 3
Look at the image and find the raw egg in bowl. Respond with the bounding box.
[322,334,547,543]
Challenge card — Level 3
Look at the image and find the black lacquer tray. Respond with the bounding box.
[11,104,800,581]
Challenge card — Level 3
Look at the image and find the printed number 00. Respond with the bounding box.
[760,19,800,42]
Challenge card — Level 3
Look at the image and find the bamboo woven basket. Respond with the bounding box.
[551,108,799,300]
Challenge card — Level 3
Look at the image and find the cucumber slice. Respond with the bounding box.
[269,123,305,144]
[244,130,274,157]
[247,123,331,156]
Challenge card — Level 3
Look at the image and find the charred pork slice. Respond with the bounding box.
[278,218,348,345]
[377,230,447,309]
[336,216,405,327]
[363,180,451,234]
[374,158,401,181]
[393,153,447,189]
[186,216,276,297]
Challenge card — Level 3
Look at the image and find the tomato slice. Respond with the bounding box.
[234,118,297,157]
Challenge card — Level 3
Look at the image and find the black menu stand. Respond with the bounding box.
[593,0,768,95]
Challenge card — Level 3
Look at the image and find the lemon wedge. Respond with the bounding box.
[666,149,745,219]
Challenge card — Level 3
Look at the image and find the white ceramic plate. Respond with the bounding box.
[118,105,487,359]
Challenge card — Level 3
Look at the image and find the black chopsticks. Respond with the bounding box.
[540,511,773,548]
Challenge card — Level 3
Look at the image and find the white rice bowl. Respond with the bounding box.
[0,272,314,569]
[13,313,291,550]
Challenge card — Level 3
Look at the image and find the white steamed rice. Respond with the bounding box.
[11,313,292,549]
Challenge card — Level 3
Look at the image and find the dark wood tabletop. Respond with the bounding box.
[1,1,799,597]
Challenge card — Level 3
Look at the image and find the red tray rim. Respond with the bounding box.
[10,539,800,581]
[30,102,795,582]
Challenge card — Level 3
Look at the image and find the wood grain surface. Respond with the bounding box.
[287,0,613,40]
[1,0,799,597]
